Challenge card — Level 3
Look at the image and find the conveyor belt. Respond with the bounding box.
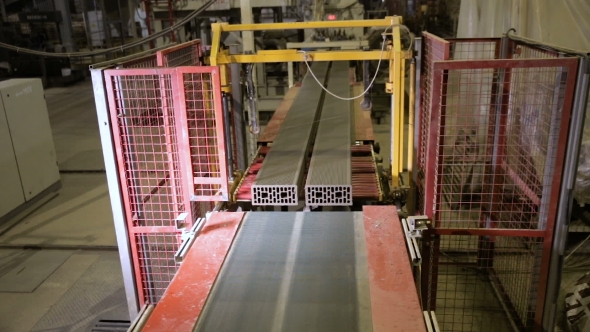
[140,208,427,332]
[305,61,352,206]
[194,212,373,332]
[251,62,329,206]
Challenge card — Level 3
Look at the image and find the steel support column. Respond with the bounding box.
[90,68,140,319]
[543,57,590,330]
[54,0,75,51]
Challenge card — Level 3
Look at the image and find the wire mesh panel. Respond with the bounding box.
[418,34,579,330]
[103,66,226,305]
[174,66,229,201]
[447,38,501,60]
[157,40,203,67]
[418,32,450,215]
[117,54,159,69]
[419,36,504,216]
[104,68,190,230]
[427,59,577,230]
[423,233,545,331]
[135,232,182,303]
[104,68,189,305]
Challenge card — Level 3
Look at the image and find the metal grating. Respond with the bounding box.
[305,61,352,206]
[252,62,329,205]
[156,39,203,67]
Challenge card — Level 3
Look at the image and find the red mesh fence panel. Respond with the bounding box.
[418,33,450,215]
[105,69,189,229]
[447,38,501,60]
[104,66,226,305]
[418,33,579,331]
[118,54,159,69]
[424,233,545,331]
[157,39,203,67]
[418,36,502,215]
[175,67,229,201]
[427,60,575,230]
[135,232,182,303]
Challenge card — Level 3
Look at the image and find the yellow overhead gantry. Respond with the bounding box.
[208,16,413,200]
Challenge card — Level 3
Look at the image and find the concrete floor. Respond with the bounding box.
[0,80,128,332]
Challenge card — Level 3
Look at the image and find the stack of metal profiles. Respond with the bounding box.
[305,61,352,206]
[251,62,329,205]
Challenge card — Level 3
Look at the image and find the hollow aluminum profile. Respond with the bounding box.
[251,62,330,205]
[305,61,352,206]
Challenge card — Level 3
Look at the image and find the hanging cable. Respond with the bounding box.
[0,0,215,58]
[299,24,413,101]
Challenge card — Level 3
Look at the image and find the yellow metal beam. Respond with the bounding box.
[390,25,402,188]
[216,50,390,64]
[219,16,401,32]
[210,23,222,66]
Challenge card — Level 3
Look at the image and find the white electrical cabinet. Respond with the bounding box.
[0,78,60,220]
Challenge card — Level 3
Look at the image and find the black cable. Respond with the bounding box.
[0,0,215,58]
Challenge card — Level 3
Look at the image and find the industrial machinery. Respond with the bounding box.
[0,78,60,223]
[90,15,589,332]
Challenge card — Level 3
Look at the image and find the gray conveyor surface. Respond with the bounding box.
[194,212,373,332]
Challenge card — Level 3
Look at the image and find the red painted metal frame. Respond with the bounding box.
[105,67,179,304]
[362,206,426,332]
[418,32,450,216]
[104,66,228,306]
[175,66,229,201]
[142,212,245,332]
[156,39,203,67]
[423,56,579,329]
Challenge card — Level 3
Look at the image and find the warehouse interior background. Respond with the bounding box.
[0,0,589,331]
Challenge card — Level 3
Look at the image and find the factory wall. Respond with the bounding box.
[457,0,590,206]
[457,0,590,51]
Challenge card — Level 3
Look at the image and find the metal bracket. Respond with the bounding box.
[175,212,189,230]
[385,82,394,93]
[174,217,207,263]
[401,218,422,266]
[127,304,155,332]
[423,311,441,332]
[407,215,430,238]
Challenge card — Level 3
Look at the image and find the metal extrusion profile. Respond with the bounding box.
[251,62,329,205]
[305,61,352,206]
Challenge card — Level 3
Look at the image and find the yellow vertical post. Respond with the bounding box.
[390,24,402,188]
[398,36,406,178]
[407,60,416,214]
[210,23,222,66]
[219,50,231,93]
